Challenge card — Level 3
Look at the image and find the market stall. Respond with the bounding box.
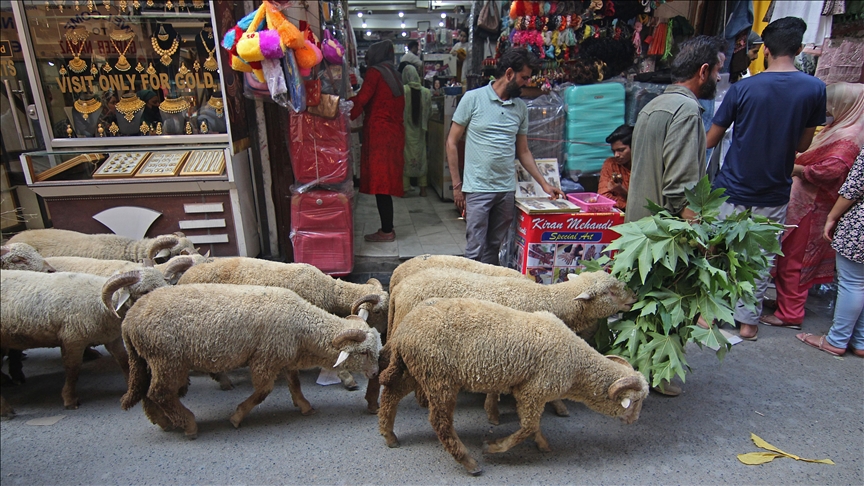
[10,0,259,257]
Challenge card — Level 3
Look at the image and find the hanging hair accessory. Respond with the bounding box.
[632,21,642,55]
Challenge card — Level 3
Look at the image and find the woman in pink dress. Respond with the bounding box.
[761,82,864,329]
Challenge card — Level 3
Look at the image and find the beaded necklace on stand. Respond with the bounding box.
[159,97,190,115]
[199,28,218,72]
[109,30,135,72]
[207,96,224,117]
[116,95,145,122]
[65,28,89,73]
[152,25,179,66]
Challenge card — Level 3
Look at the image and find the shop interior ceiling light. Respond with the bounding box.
[441,12,446,18]
[398,11,404,17]
[357,11,362,17]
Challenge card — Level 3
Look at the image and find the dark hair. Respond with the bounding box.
[670,35,728,83]
[397,61,409,73]
[407,40,419,51]
[495,47,539,78]
[605,124,633,146]
[762,17,806,58]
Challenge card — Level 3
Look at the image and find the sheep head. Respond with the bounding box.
[0,243,56,273]
[147,233,196,262]
[331,326,382,379]
[606,373,649,424]
[567,271,637,316]
[101,271,142,318]
[160,255,196,284]
[354,286,390,334]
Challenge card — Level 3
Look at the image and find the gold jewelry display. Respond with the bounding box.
[109,30,135,72]
[151,34,179,66]
[98,123,105,137]
[165,0,173,9]
[103,62,112,73]
[159,96,190,114]
[73,97,102,120]
[119,0,127,10]
[200,121,208,134]
[87,0,94,12]
[94,152,150,178]
[177,62,189,76]
[185,121,192,135]
[147,0,154,7]
[193,59,200,72]
[207,95,224,117]
[66,123,73,137]
[133,0,140,8]
[140,122,150,135]
[109,121,119,135]
[103,0,111,11]
[155,122,163,135]
[199,30,218,72]
[116,95,145,122]
[180,150,225,176]
[73,0,79,10]
[136,151,189,177]
[136,62,145,73]
[179,0,185,7]
[157,24,169,42]
[146,62,157,75]
[192,0,204,8]
[59,65,68,75]
[90,63,98,76]
[54,0,65,12]
[65,29,89,73]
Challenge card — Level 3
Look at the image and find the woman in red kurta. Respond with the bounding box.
[762,82,864,328]
[351,40,405,242]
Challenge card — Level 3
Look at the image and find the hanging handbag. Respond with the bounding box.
[307,93,339,119]
[322,29,345,65]
[477,0,501,33]
[305,78,321,107]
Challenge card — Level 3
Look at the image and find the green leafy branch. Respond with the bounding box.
[588,176,785,387]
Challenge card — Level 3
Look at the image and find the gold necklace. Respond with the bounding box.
[199,30,218,72]
[157,24,169,41]
[159,97,190,114]
[151,35,179,66]
[109,30,135,72]
[73,97,102,120]
[65,29,89,73]
[207,96,224,117]
[115,95,145,122]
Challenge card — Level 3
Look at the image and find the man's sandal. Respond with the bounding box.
[796,333,845,357]
[759,314,802,330]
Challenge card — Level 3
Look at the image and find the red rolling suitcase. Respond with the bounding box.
[288,110,350,185]
[290,189,353,231]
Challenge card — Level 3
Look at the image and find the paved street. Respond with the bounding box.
[1,292,861,484]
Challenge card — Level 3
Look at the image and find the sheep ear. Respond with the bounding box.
[566,272,577,281]
[114,288,131,312]
[358,308,370,321]
[366,277,383,290]
[333,350,350,368]
[621,398,631,409]
[155,249,171,259]
[574,292,593,301]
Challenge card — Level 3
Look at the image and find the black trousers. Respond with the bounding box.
[375,194,394,233]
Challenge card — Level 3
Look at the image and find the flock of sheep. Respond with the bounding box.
[1,229,649,475]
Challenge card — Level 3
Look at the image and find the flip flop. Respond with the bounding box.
[738,323,758,341]
[758,315,802,330]
[796,333,845,357]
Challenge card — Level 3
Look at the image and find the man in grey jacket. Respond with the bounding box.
[626,36,728,223]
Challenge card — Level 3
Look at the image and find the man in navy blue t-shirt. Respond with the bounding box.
[706,16,827,341]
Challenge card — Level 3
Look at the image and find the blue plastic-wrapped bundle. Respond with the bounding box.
[563,83,625,176]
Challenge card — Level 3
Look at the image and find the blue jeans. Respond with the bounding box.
[464,191,515,265]
[827,253,864,350]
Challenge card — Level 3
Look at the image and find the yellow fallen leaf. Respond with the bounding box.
[739,433,835,466]
[737,452,786,465]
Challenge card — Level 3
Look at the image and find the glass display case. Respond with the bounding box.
[15,0,228,148]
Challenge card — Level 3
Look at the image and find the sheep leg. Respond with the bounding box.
[483,396,544,454]
[103,337,130,378]
[364,375,380,414]
[337,369,359,391]
[428,389,481,476]
[147,370,197,439]
[229,370,276,428]
[550,399,569,417]
[210,372,234,391]
[484,393,500,425]
[284,370,315,415]
[59,342,86,409]
[378,372,416,448]
[0,394,15,419]
[142,398,174,431]
[7,349,25,384]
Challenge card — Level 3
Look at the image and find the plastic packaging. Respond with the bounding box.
[563,83,625,176]
[525,90,566,166]
[288,100,353,189]
[243,71,272,100]
[262,57,289,107]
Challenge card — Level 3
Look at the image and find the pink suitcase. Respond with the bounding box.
[288,110,350,185]
[290,189,352,232]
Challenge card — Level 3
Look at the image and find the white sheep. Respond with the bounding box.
[7,228,196,262]
[1,243,57,273]
[0,267,169,417]
[45,254,206,284]
[378,297,649,476]
[379,268,637,419]
[120,284,383,439]
[177,257,389,398]
[388,254,531,294]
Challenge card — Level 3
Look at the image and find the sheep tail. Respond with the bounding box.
[379,344,405,388]
[120,334,150,411]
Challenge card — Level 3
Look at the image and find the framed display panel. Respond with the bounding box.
[34,153,106,182]
[14,0,228,148]
[92,152,150,178]
[134,150,189,177]
[179,150,225,176]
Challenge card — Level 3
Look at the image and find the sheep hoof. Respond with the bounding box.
[185,432,198,440]
[229,414,243,428]
[300,407,317,416]
[467,467,483,477]
[64,400,80,410]
[343,383,360,391]
[382,433,400,448]
[482,441,503,454]
[219,383,235,391]
[463,462,482,476]
[366,405,379,415]
[487,417,499,426]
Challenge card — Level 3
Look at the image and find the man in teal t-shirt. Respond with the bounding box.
[446,48,563,265]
